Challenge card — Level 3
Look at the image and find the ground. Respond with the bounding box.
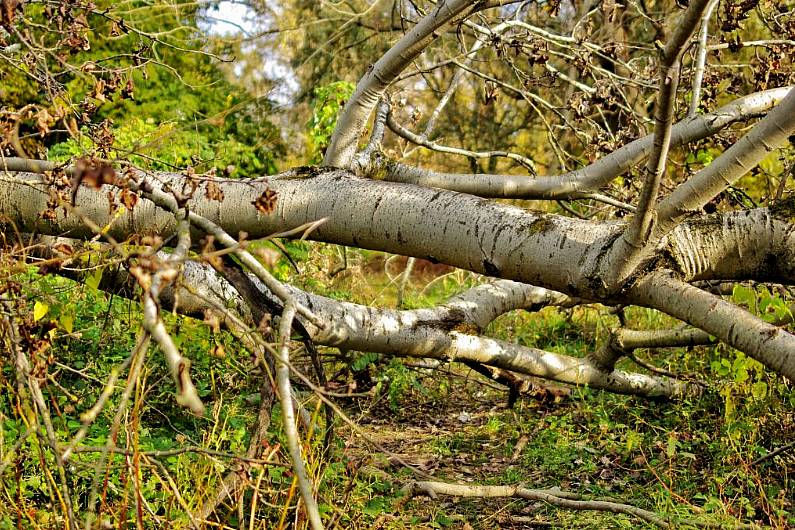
[1,248,792,529]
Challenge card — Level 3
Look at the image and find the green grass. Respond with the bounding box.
[0,248,792,529]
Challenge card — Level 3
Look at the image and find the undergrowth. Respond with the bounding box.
[0,244,792,529]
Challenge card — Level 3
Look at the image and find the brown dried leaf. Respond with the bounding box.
[121,77,134,100]
[53,243,74,256]
[35,108,54,136]
[205,180,224,202]
[74,158,117,190]
[92,79,106,102]
[210,343,225,358]
[252,188,278,215]
[129,265,151,292]
[73,13,89,28]
[0,0,19,28]
[159,267,178,284]
[120,188,139,210]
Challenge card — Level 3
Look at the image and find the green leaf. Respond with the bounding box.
[362,496,387,516]
[666,434,677,458]
[751,381,768,400]
[351,351,379,372]
[732,284,756,312]
[60,311,74,334]
[86,268,103,292]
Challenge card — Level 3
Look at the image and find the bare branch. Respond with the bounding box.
[324,0,476,167]
[139,211,205,415]
[385,107,537,170]
[628,270,795,380]
[404,480,757,529]
[689,0,720,117]
[361,88,790,199]
[275,300,324,530]
[606,0,712,287]
[656,87,795,235]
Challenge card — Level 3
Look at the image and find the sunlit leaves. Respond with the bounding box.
[33,300,48,321]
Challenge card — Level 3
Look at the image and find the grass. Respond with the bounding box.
[0,246,792,528]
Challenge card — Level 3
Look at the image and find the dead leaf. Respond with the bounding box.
[205,179,224,202]
[120,188,138,210]
[0,0,19,28]
[252,188,278,215]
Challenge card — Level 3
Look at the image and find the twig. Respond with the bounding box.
[139,210,205,415]
[72,445,288,466]
[689,0,720,117]
[403,480,759,529]
[61,356,135,461]
[275,300,325,530]
[84,332,150,530]
[2,301,79,530]
[396,256,416,308]
[751,440,795,466]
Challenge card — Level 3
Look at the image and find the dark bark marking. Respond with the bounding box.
[483,260,500,277]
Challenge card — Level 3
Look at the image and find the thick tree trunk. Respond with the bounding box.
[3,169,794,380]
[3,171,795,293]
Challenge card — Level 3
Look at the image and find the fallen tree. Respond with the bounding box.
[1,0,794,528]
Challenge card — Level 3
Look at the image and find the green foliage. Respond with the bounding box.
[685,148,717,166]
[0,264,274,524]
[1,0,283,176]
[351,351,380,372]
[378,358,428,411]
[307,81,355,163]
[2,0,794,527]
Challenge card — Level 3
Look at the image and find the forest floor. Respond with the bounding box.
[2,252,792,529]
[304,254,795,530]
[330,361,794,529]
[276,252,795,530]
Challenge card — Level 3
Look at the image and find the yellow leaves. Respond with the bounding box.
[59,310,74,334]
[35,301,76,334]
[33,301,49,321]
[85,267,103,292]
[211,343,226,358]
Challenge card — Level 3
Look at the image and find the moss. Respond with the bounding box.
[372,158,395,181]
[527,216,554,235]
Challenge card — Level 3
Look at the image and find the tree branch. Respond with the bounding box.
[628,270,795,380]
[404,480,757,529]
[275,300,324,530]
[688,0,720,117]
[605,0,711,287]
[656,87,795,235]
[324,0,476,167]
[360,88,790,199]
